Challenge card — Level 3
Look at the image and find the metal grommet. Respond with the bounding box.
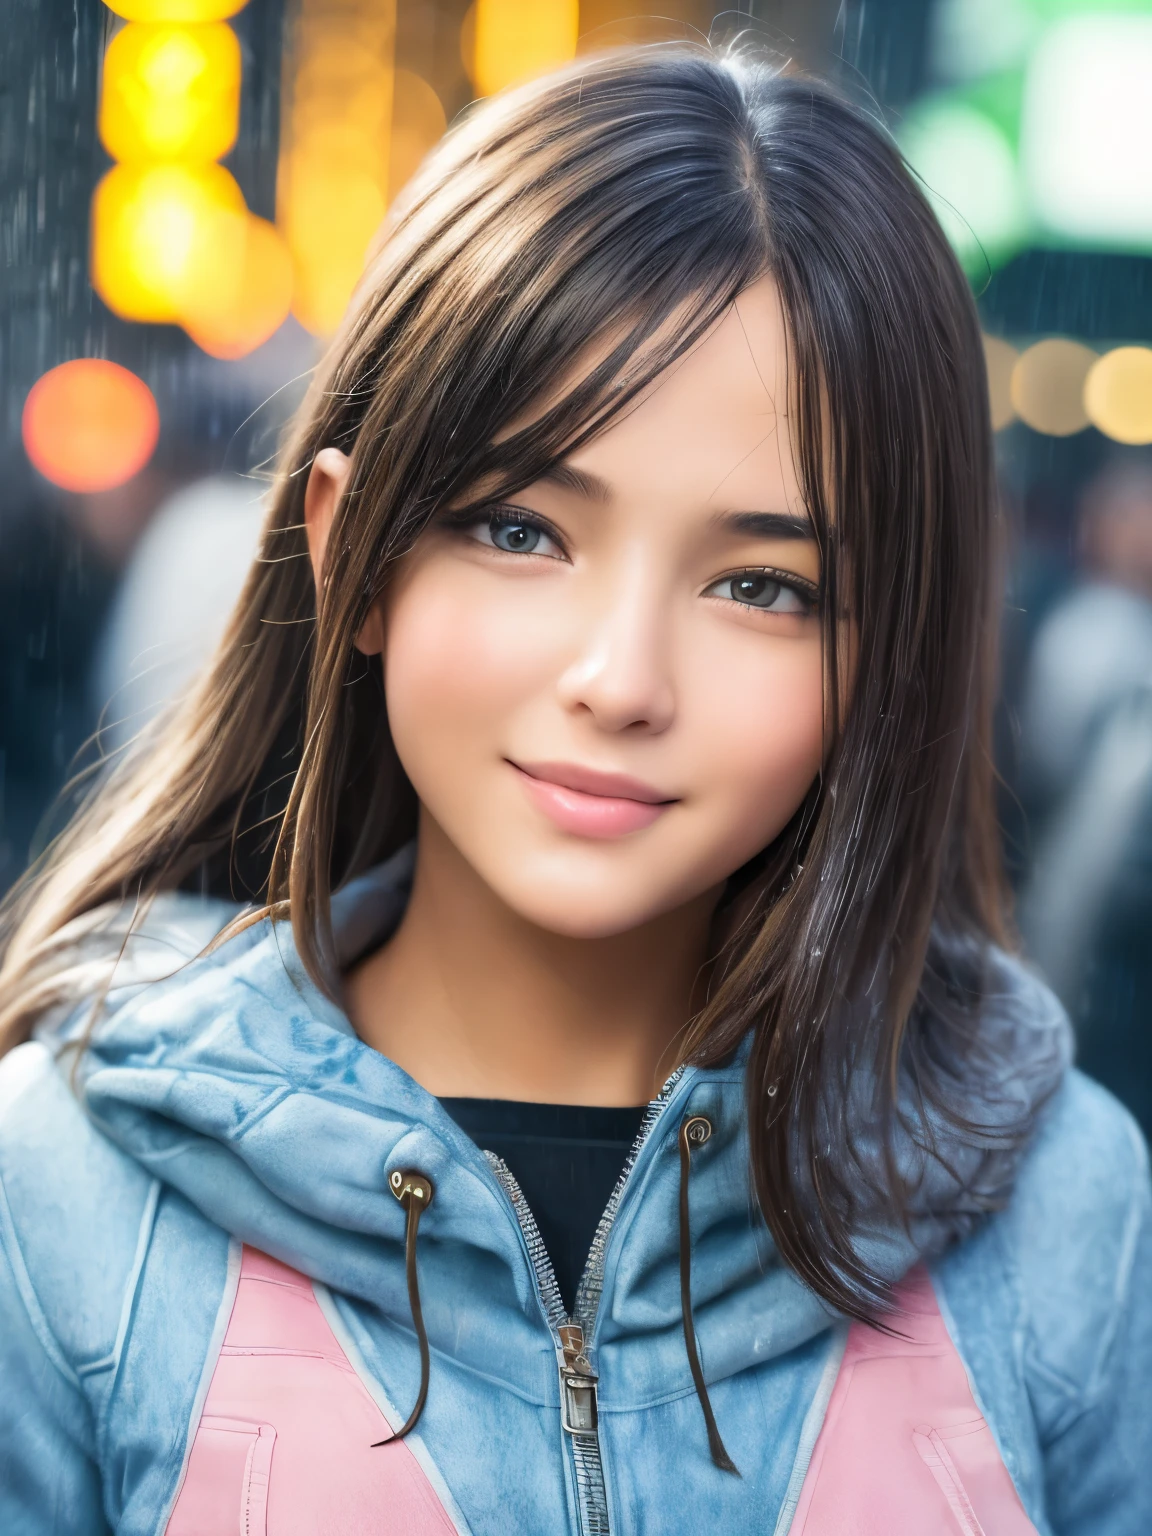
[388,1169,434,1207]
[683,1115,712,1147]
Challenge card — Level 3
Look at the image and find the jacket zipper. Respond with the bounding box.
[485,1066,687,1536]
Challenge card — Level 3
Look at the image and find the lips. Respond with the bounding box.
[509,760,677,839]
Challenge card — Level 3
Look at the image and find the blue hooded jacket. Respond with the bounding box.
[1,851,1149,1534]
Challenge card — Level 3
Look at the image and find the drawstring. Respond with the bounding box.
[678,1116,739,1475]
[372,1169,434,1446]
[375,1127,738,1473]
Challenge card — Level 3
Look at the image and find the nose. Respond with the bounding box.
[555,555,676,734]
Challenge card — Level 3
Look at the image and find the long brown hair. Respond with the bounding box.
[1,43,1012,1317]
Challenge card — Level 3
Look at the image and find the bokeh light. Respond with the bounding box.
[92,0,288,356]
[466,0,579,97]
[180,212,294,358]
[106,0,248,19]
[928,0,1038,83]
[389,69,448,202]
[983,334,1018,430]
[1022,15,1152,246]
[1084,347,1152,445]
[100,21,241,163]
[900,99,1026,273]
[22,360,160,493]
[278,2,396,335]
[1010,338,1096,436]
[281,155,386,335]
[92,160,247,322]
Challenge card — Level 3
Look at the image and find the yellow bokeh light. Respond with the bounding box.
[292,36,390,107]
[92,161,245,322]
[282,157,386,335]
[288,121,385,180]
[388,70,447,202]
[105,0,248,20]
[100,22,241,163]
[983,335,1018,432]
[182,214,294,358]
[277,1,398,336]
[1084,347,1152,445]
[1010,338,1096,436]
[468,0,579,96]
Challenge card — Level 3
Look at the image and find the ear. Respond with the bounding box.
[303,447,385,657]
[303,447,351,589]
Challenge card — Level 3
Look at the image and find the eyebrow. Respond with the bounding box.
[717,510,815,541]
[539,462,612,502]
[537,464,814,542]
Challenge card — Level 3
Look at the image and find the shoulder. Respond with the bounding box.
[0,1040,156,1377]
[935,1069,1150,1508]
[36,890,246,1050]
[996,1069,1150,1411]
[1010,1067,1148,1240]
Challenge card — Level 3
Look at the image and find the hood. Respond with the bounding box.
[58,847,1072,1400]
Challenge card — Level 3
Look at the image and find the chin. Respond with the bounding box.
[483,845,711,940]
[506,888,670,940]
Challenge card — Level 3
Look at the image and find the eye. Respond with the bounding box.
[469,508,565,559]
[705,570,817,616]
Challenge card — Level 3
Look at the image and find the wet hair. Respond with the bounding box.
[1,43,1013,1317]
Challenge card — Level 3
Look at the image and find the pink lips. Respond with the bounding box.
[510,760,676,839]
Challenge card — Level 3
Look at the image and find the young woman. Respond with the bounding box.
[1,44,1148,1536]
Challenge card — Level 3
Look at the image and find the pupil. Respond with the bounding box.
[736,575,779,606]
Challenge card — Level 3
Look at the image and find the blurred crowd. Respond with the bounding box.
[1009,454,1152,1131]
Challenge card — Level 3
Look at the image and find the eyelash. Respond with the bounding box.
[452,505,569,559]
[454,506,819,615]
[703,569,819,617]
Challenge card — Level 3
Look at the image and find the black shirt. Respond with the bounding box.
[439,1098,648,1316]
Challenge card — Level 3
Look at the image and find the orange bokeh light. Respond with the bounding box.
[22,360,160,493]
[181,213,294,358]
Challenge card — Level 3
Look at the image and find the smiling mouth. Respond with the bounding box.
[508,760,677,839]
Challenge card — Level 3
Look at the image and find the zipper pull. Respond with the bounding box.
[558,1323,599,1435]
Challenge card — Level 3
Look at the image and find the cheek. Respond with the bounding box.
[382,567,559,764]
[689,634,824,844]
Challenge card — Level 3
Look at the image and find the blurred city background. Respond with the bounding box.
[5,0,1152,1134]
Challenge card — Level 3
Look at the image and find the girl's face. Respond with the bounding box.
[326,276,826,939]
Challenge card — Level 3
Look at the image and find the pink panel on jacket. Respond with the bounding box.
[790,1265,1039,1536]
[167,1249,1036,1535]
[165,1246,460,1536]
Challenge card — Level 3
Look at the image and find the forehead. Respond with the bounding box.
[565,274,802,513]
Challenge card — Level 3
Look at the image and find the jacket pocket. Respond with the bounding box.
[167,1415,277,1536]
[912,1423,987,1536]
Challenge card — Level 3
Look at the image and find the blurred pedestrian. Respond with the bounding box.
[1019,458,1152,1134]
[92,475,267,752]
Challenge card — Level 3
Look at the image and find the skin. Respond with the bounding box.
[304,274,825,1104]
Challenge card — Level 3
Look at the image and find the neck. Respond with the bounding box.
[344,816,719,1105]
